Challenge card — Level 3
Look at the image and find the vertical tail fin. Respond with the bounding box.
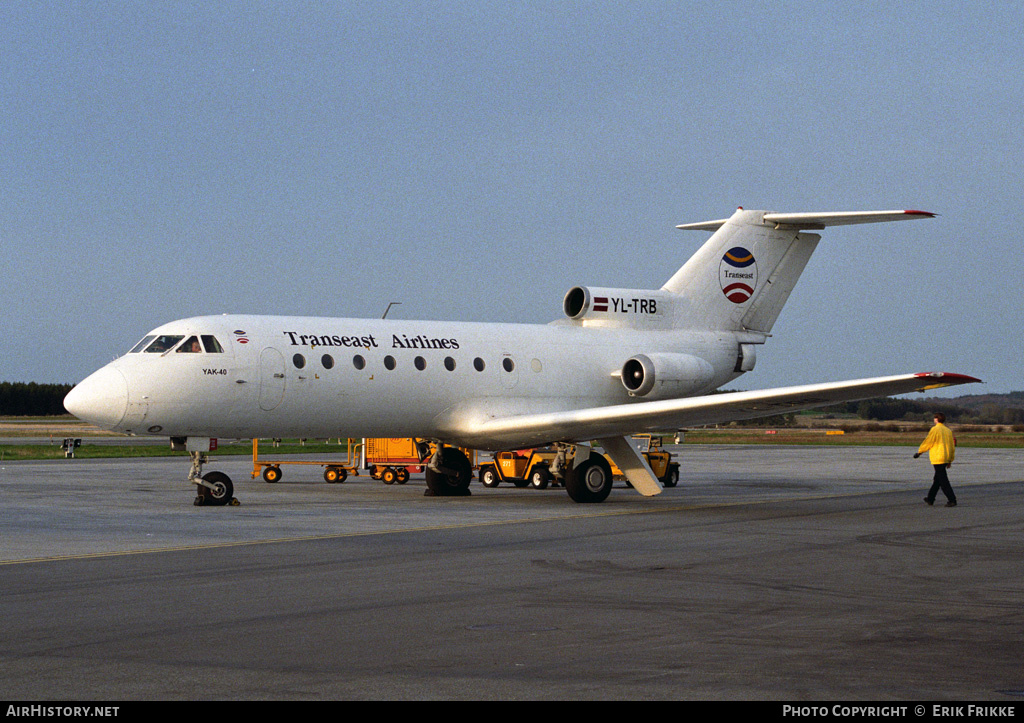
[666,208,934,334]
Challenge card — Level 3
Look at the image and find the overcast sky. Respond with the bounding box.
[2,1,1020,397]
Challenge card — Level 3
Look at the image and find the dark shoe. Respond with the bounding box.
[924,497,934,506]
[946,501,957,507]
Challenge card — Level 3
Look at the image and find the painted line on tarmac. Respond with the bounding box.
[0,487,899,567]
[10,476,1016,567]
[5,479,1010,567]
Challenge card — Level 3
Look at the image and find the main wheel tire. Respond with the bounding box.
[425,448,472,496]
[565,453,613,503]
[480,465,500,488]
[198,471,234,506]
[262,466,281,483]
[529,465,551,490]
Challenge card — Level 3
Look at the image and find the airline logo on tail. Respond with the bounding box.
[719,247,757,304]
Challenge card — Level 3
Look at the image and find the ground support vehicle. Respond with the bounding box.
[478,437,678,493]
[478,448,561,490]
[251,438,362,483]
[365,437,419,484]
[605,435,679,487]
[479,446,618,503]
[366,438,478,486]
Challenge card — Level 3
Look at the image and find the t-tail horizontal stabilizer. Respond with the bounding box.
[664,207,936,337]
[675,209,936,232]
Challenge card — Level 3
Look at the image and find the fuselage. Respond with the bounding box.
[64,313,744,449]
[63,208,947,457]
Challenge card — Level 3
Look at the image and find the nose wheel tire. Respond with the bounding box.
[195,471,236,506]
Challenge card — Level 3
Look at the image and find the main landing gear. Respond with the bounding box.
[187,449,239,507]
[554,445,614,504]
[424,445,473,497]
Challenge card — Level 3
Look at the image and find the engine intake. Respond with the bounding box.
[563,286,674,323]
[563,286,590,319]
[621,353,715,399]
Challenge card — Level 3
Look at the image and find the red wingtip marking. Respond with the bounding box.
[914,372,982,383]
[905,209,936,217]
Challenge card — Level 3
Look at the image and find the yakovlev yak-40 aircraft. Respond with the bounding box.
[65,207,979,505]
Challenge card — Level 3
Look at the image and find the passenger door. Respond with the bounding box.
[258,347,286,411]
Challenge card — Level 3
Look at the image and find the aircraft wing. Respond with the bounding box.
[461,372,980,450]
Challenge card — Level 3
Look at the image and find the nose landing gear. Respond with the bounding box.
[186,447,238,507]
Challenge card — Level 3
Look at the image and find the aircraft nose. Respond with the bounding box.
[64,366,129,430]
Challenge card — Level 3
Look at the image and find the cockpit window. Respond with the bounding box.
[138,334,222,354]
[176,336,202,353]
[129,335,156,353]
[144,335,185,353]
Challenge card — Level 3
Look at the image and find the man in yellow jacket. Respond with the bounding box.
[915,413,958,507]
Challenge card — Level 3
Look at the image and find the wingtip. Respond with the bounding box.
[914,372,982,384]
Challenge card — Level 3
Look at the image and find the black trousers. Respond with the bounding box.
[927,464,957,503]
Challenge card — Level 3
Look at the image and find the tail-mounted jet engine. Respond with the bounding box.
[621,353,715,399]
[563,286,675,323]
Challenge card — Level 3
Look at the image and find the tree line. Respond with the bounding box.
[0,382,74,416]
[831,397,1024,425]
[730,395,1024,427]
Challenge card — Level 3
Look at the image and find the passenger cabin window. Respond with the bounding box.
[201,335,224,353]
[144,335,184,353]
[176,336,202,353]
[129,335,156,353]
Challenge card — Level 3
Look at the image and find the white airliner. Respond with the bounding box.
[64,207,979,505]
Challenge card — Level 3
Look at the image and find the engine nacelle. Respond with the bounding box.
[621,353,715,399]
[563,286,674,324]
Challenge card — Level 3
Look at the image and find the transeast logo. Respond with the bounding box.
[719,247,757,304]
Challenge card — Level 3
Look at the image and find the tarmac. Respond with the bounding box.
[1,444,1022,701]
